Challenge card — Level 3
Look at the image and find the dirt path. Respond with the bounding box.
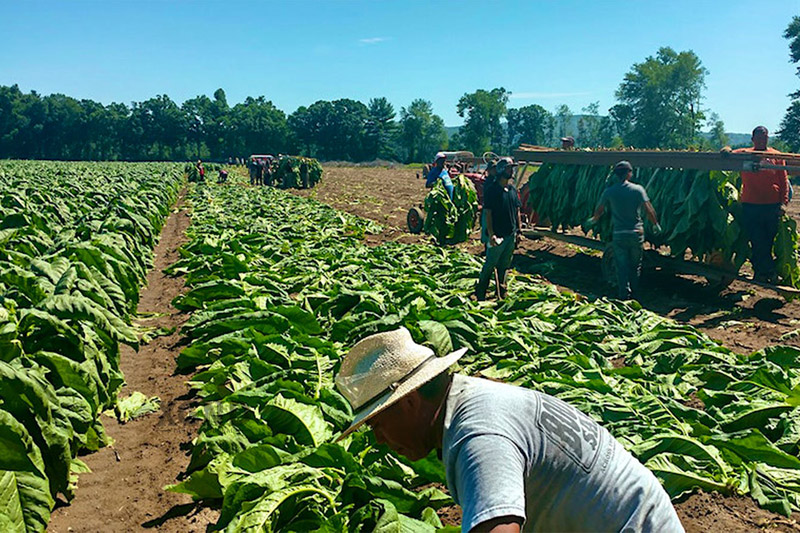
[48,193,218,533]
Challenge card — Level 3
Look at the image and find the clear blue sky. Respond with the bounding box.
[1,0,798,134]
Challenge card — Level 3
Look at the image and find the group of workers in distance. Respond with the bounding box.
[249,156,276,186]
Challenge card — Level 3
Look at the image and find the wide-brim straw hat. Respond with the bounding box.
[335,327,467,441]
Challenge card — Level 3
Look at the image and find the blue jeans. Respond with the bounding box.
[612,232,644,300]
[476,236,515,300]
[742,203,781,278]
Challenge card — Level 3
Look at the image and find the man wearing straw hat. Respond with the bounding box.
[336,327,683,533]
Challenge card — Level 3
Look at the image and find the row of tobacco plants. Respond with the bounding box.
[168,174,800,531]
[0,161,183,532]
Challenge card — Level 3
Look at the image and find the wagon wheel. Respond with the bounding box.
[602,244,617,288]
[407,206,425,234]
[703,250,736,293]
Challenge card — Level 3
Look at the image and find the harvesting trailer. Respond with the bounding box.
[512,145,800,296]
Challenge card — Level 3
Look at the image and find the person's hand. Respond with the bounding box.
[581,217,595,234]
[780,205,788,217]
[720,146,732,155]
[653,223,663,235]
[515,232,521,246]
[490,235,503,248]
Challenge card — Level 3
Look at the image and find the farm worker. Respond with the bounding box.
[479,160,498,244]
[475,157,521,301]
[561,136,575,150]
[196,160,205,182]
[264,158,273,187]
[217,168,228,184]
[732,126,789,284]
[335,327,684,533]
[426,152,454,199]
[248,158,258,185]
[588,160,660,300]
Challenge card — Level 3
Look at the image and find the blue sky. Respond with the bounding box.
[1,0,798,134]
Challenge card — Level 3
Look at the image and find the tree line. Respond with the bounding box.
[1,38,797,163]
[780,16,800,153]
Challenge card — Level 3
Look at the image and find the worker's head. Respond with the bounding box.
[486,160,497,178]
[752,126,769,151]
[335,327,467,460]
[433,152,447,168]
[613,160,633,181]
[561,136,575,150]
[496,157,518,181]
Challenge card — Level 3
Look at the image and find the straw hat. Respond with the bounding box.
[335,327,467,441]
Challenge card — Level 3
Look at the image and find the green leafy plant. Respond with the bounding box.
[423,174,478,245]
[167,173,800,530]
[0,161,182,531]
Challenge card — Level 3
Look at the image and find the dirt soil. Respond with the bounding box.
[48,194,219,533]
[296,164,800,531]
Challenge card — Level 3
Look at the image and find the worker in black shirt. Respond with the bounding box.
[475,157,522,301]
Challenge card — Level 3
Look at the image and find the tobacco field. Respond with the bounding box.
[0,161,182,532]
[163,173,800,531]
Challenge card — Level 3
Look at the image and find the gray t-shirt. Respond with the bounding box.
[442,375,683,532]
[599,181,649,234]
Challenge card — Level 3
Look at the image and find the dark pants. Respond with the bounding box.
[742,203,781,278]
[475,237,515,300]
[613,232,644,300]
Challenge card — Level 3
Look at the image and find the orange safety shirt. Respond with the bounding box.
[734,147,789,205]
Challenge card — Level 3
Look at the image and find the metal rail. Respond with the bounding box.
[513,146,800,173]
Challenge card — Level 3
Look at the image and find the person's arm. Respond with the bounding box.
[780,169,790,206]
[471,516,522,533]
[484,188,500,245]
[591,204,605,222]
[450,435,527,533]
[644,201,658,225]
[485,209,496,245]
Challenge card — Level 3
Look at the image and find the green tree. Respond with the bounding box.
[228,96,289,158]
[779,16,800,151]
[288,99,369,160]
[576,102,607,148]
[456,88,509,154]
[705,112,730,150]
[365,97,398,160]
[615,47,708,148]
[554,104,573,143]
[506,104,553,147]
[398,99,447,163]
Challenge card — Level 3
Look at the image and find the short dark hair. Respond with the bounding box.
[753,126,768,136]
[416,371,452,401]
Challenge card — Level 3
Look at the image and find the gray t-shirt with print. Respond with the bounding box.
[599,181,649,234]
[441,375,684,532]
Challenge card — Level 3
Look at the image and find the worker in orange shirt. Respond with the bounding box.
[734,126,789,283]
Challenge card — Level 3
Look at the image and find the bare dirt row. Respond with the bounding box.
[48,194,218,533]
